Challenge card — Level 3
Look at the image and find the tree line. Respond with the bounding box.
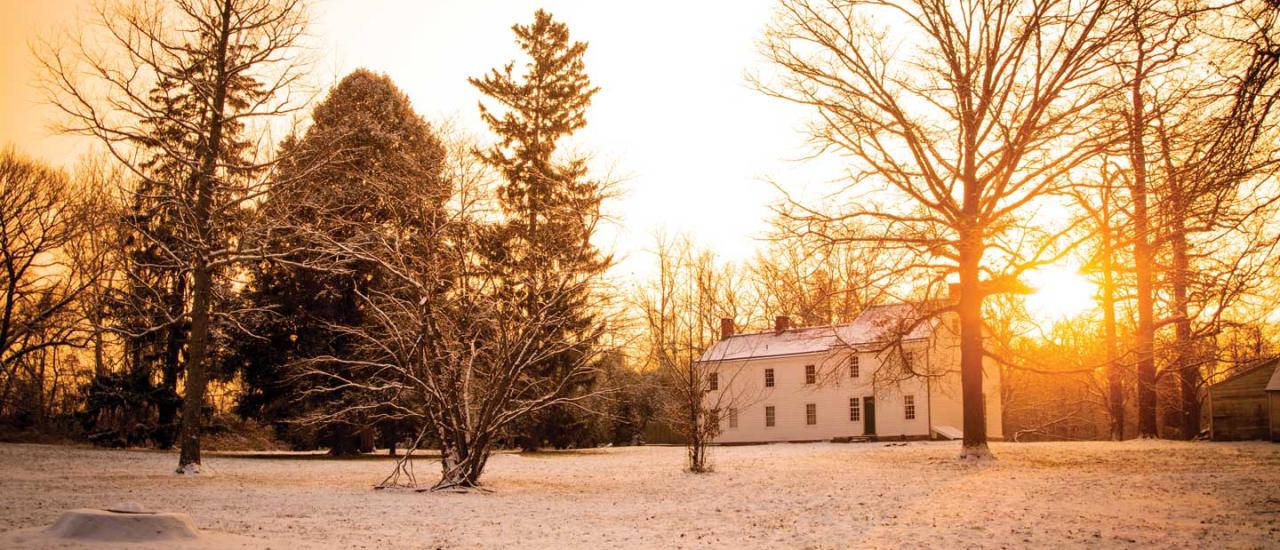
[2,0,1279,488]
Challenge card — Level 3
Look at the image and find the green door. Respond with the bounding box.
[863,396,876,435]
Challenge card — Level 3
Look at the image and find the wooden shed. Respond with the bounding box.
[1268,365,1280,442]
[1208,358,1280,441]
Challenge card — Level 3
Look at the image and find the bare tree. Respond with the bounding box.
[757,0,1125,458]
[285,134,614,491]
[1151,0,1280,439]
[38,0,312,472]
[1071,162,1131,440]
[1104,0,1280,438]
[636,235,758,472]
[750,216,898,328]
[0,150,105,422]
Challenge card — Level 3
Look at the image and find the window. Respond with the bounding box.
[729,407,738,429]
[708,372,718,391]
[709,409,719,427]
[849,397,860,421]
[765,406,776,427]
[805,364,816,385]
[765,368,775,388]
[806,403,817,425]
[904,351,914,369]
[904,394,916,420]
[849,356,860,378]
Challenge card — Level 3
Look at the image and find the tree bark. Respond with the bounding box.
[176,263,212,472]
[1128,19,1159,438]
[957,229,990,459]
[1161,128,1199,440]
[1101,196,1124,441]
[176,0,233,474]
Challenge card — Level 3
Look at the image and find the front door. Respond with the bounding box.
[863,396,876,435]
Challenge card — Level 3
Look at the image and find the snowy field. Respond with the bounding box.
[0,440,1277,548]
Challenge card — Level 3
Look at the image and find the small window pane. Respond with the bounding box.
[708,372,718,391]
[765,406,776,427]
[904,394,916,420]
[849,397,860,421]
[806,403,817,425]
[850,356,860,378]
[805,364,816,385]
[765,368,775,388]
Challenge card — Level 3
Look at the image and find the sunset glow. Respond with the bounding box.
[0,1,1278,545]
[1023,265,1097,323]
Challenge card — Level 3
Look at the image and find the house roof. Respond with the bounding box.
[1210,356,1280,390]
[698,303,938,363]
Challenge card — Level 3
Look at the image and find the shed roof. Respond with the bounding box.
[698,303,938,363]
[1210,356,1280,390]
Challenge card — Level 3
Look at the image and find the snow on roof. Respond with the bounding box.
[1266,362,1280,392]
[698,303,938,363]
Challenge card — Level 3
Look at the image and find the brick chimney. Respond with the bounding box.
[774,315,791,334]
[720,317,734,340]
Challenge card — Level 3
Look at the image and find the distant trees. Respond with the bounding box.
[749,219,895,328]
[636,235,755,472]
[1145,0,1280,439]
[1064,0,1280,439]
[470,10,613,451]
[0,151,105,429]
[39,0,312,472]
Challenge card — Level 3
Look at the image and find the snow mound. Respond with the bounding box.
[46,508,200,542]
[0,503,297,549]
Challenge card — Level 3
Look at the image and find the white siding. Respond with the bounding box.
[705,327,1004,443]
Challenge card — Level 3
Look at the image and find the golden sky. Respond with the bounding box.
[1,0,839,280]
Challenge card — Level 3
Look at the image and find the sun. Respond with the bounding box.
[1023,265,1096,323]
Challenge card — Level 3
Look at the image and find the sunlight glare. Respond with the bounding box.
[1023,265,1096,323]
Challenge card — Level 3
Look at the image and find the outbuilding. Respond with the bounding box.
[1207,357,1280,442]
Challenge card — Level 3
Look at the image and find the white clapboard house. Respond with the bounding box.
[700,304,1002,443]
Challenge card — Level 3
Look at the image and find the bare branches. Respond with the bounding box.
[0,150,109,419]
[285,126,615,490]
[758,0,1127,457]
[38,0,315,471]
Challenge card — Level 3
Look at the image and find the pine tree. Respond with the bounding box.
[470,10,611,450]
[42,0,312,472]
[235,69,446,453]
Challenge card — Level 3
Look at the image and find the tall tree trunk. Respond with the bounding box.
[1160,126,1199,440]
[957,226,989,459]
[1128,22,1159,438]
[176,0,232,474]
[176,263,212,472]
[1101,198,1124,440]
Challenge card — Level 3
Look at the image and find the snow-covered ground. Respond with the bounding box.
[0,440,1277,548]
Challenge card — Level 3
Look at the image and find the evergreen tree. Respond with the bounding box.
[234,69,446,454]
[83,20,267,449]
[44,0,313,471]
[470,10,611,450]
